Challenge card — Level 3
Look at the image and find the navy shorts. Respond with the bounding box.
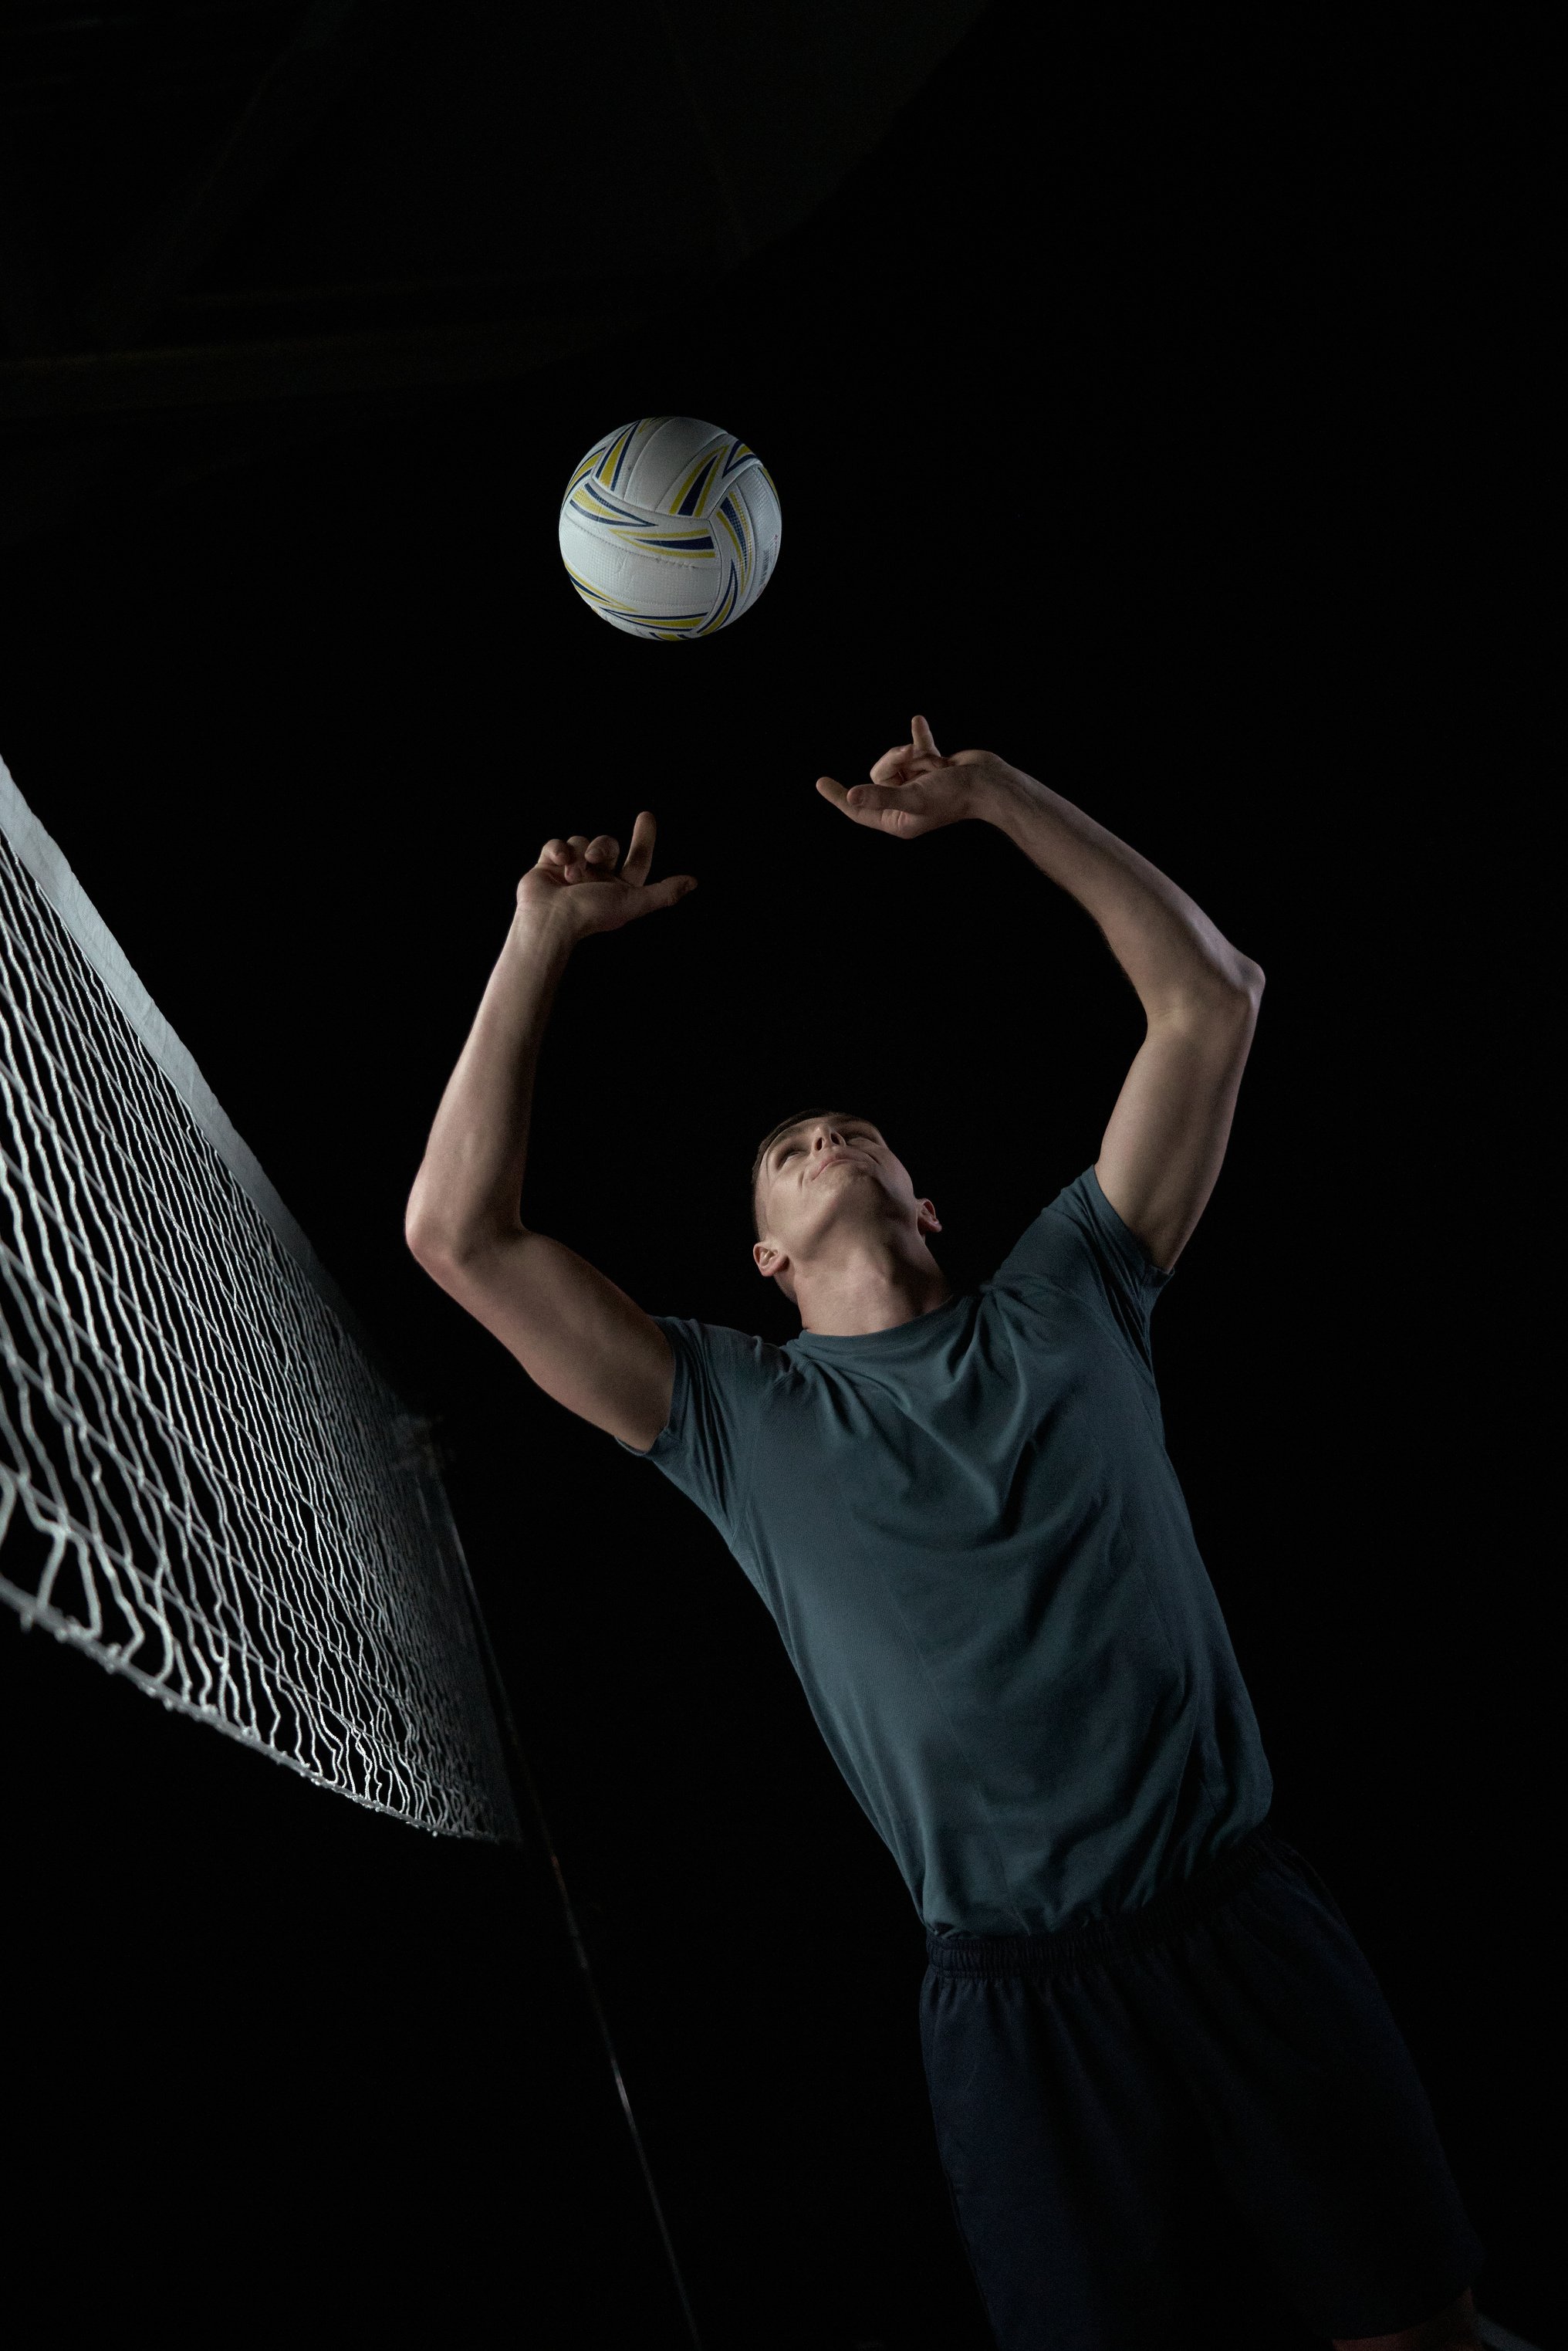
[920,1822,1483,2351]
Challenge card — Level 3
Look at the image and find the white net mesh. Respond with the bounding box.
[0,758,515,1839]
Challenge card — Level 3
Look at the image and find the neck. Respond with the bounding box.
[792,1235,954,1337]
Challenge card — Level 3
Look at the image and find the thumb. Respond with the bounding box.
[911,713,939,757]
[630,874,698,918]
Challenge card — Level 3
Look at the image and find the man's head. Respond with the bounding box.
[749,1108,942,1307]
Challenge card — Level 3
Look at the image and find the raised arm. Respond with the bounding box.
[404,815,696,1450]
[816,720,1262,1271]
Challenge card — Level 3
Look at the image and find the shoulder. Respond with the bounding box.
[993,1168,1168,1290]
[985,1169,1171,1373]
[656,1314,792,1394]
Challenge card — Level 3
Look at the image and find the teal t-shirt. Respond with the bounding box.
[623,1166,1272,1937]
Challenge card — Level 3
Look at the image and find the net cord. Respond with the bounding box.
[416,1433,705,2350]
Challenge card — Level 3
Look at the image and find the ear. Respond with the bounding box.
[917,1199,943,1236]
[753,1240,789,1281]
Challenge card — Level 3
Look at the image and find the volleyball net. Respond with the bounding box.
[0,753,516,1842]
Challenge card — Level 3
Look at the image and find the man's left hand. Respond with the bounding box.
[816,716,1015,838]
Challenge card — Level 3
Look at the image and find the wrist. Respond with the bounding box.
[507,901,580,966]
[968,756,1033,834]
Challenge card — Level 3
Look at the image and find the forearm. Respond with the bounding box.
[975,765,1260,1013]
[405,910,573,1257]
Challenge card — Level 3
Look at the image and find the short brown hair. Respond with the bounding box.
[750,1108,877,1240]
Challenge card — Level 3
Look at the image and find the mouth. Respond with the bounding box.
[811,1152,863,1180]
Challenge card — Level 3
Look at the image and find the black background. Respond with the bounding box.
[1,7,1551,2347]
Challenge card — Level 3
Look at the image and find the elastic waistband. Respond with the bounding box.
[924,1819,1284,1981]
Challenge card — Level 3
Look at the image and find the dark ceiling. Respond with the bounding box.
[0,0,989,542]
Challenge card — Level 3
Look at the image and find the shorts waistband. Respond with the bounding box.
[924,1818,1283,1981]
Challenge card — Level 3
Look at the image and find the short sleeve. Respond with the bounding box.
[989,1165,1172,1374]
[615,1314,779,1546]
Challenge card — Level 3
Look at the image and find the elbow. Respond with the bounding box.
[404,1186,469,1272]
[403,1181,440,1264]
[405,1199,524,1275]
[1208,952,1264,1007]
[404,1213,451,1273]
[1217,963,1264,1032]
[405,1220,479,1300]
[1160,959,1263,1023]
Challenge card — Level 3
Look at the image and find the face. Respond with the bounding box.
[752,1115,941,1290]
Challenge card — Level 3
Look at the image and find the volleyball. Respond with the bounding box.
[557,416,782,641]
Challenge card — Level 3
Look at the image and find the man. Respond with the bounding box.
[405,719,1483,2351]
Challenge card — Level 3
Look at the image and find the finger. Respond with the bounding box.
[869,745,914,784]
[846,782,923,833]
[911,713,939,756]
[817,776,904,829]
[539,838,572,868]
[621,810,657,885]
[624,872,697,918]
[563,832,593,879]
[585,834,620,868]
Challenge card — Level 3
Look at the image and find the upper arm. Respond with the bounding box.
[1093,971,1263,1273]
[408,1226,674,1451]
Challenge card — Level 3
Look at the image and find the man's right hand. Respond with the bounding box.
[408,803,687,1450]
[516,810,696,942]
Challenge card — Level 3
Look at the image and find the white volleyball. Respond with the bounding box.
[557,416,782,640]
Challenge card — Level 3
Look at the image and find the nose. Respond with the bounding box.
[814,1127,847,1154]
